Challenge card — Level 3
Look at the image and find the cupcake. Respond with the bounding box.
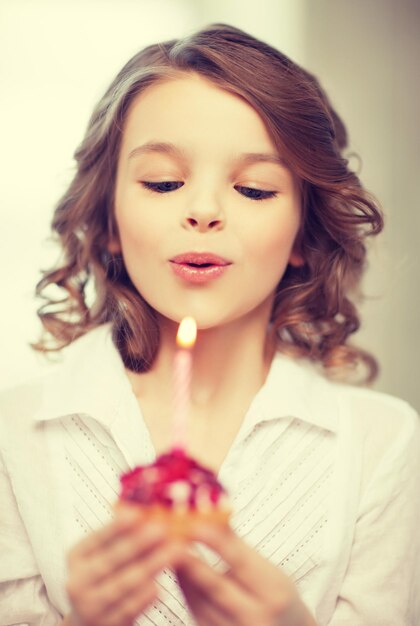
[117,447,231,538]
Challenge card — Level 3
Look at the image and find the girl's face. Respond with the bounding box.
[113,73,303,330]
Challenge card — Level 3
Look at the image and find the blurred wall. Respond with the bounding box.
[196,0,306,63]
[302,0,420,410]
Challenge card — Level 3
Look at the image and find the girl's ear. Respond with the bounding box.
[107,238,122,254]
[288,247,305,268]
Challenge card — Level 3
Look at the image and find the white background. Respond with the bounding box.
[0,0,418,410]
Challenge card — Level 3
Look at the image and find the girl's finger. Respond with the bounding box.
[100,580,158,626]
[177,567,234,626]
[176,551,256,620]
[69,542,186,625]
[93,541,186,612]
[76,521,169,585]
[68,506,145,563]
[191,524,287,597]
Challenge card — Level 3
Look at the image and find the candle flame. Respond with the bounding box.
[177,317,197,348]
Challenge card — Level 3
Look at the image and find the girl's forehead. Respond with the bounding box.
[120,74,281,160]
[125,74,249,125]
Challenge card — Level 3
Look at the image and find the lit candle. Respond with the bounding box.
[173,317,197,450]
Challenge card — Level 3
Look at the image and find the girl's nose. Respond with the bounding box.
[182,200,225,233]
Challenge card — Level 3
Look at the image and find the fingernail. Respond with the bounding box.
[116,505,143,525]
[191,524,213,538]
[144,521,169,536]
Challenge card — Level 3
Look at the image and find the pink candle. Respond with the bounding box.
[173,317,197,450]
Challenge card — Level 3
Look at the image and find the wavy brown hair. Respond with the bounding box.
[31,23,383,382]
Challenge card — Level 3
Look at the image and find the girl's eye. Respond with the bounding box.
[140,181,277,202]
[141,181,184,193]
[235,185,278,201]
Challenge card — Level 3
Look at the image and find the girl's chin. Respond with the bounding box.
[159,315,231,331]
[155,307,254,332]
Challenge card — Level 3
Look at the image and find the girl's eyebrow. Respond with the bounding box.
[127,141,287,168]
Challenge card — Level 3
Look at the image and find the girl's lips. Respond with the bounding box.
[170,252,231,266]
[169,261,230,284]
[169,251,232,284]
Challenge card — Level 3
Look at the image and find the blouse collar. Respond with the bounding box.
[33,323,339,434]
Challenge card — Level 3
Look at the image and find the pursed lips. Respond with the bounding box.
[170,252,232,267]
[169,252,232,283]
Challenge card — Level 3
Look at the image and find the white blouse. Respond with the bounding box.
[0,323,419,626]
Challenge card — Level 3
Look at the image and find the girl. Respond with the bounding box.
[1,23,419,626]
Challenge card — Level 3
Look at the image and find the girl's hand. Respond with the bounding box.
[175,524,317,626]
[65,505,184,626]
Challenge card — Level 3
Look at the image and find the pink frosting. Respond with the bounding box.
[119,447,227,510]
